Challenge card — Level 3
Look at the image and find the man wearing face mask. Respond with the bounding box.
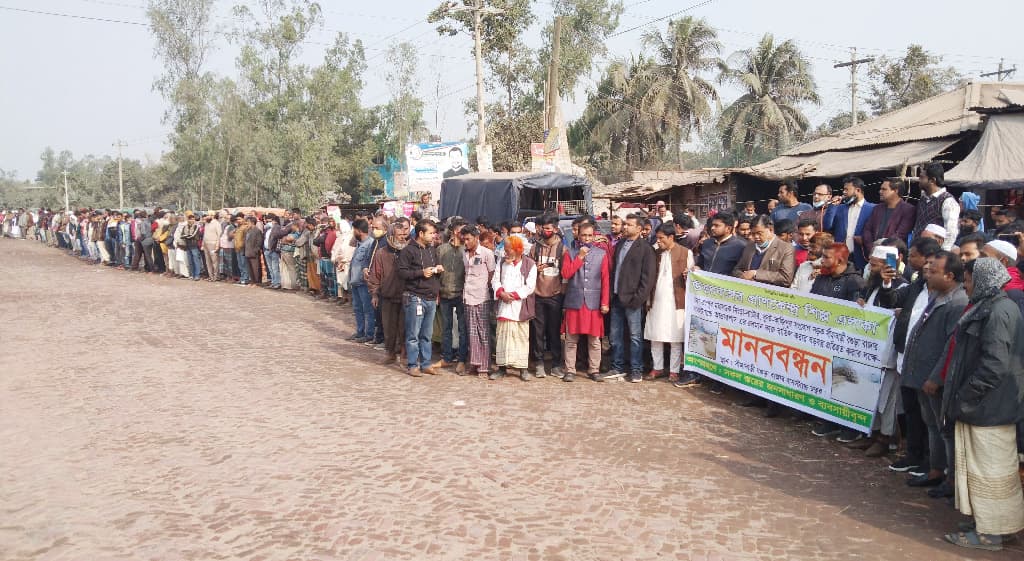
[824,176,876,271]
[529,214,570,378]
[862,178,916,254]
[798,184,834,230]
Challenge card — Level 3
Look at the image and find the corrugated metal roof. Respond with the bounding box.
[784,81,1024,156]
[745,139,956,181]
[594,168,732,200]
[946,113,1024,189]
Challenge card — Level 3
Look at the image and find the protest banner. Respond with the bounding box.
[683,270,895,433]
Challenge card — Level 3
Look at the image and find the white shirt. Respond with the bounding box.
[845,198,865,253]
[923,188,960,250]
[491,258,537,321]
[896,287,931,374]
[791,258,820,293]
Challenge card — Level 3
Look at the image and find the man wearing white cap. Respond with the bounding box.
[921,223,947,245]
[856,243,908,456]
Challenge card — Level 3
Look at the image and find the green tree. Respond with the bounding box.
[718,34,820,156]
[640,16,722,164]
[867,45,962,115]
[488,109,543,171]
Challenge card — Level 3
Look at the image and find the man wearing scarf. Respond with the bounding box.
[940,257,1024,551]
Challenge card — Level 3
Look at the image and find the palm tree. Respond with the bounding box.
[640,17,722,164]
[585,55,665,174]
[718,34,819,158]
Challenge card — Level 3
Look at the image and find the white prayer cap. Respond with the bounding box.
[871,245,899,260]
[924,224,947,239]
[985,239,1018,262]
[524,222,537,233]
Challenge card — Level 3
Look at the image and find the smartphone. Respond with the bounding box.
[997,233,1019,243]
[885,253,898,270]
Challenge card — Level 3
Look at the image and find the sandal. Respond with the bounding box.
[668,372,680,383]
[944,531,1002,551]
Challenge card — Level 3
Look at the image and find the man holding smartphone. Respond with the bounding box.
[397,220,444,377]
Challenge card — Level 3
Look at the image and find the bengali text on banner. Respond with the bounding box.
[683,270,895,433]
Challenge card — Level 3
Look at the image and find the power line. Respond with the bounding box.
[607,0,717,38]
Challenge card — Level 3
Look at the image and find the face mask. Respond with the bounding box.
[813,200,826,209]
[960,224,975,234]
[842,196,856,205]
[372,228,386,238]
[541,230,555,239]
[756,239,771,251]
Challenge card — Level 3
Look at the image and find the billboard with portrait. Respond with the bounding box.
[404,141,471,200]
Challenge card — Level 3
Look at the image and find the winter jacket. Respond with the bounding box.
[901,286,968,388]
[610,236,657,309]
[810,262,864,302]
[941,292,1024,427]
[397,241,441,299]
[367,239,404,301]
[437,241,466,300]
[879,276,928,355]
[244,225,263,258]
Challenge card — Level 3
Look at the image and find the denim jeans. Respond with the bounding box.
[188,248,203,279]
[438,296,468,363]
[610,297,644,374]
[351,283,375,338]
[264,250,281,286]
[237,250,250,283]
[403,294,437,369]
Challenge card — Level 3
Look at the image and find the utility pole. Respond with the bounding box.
[439,0,503,172]
[834,48,875,127]
[112,139,127,208]
[980,58,1017,81]
[62,169,70,213]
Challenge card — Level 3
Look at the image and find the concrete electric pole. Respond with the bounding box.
[834,48,875,127]
[113,139,127,208]
[62,169,70,213]
[438,0,503,172]
[980,58,1017,81]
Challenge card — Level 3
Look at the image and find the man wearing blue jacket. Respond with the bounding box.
[824,176,876,271]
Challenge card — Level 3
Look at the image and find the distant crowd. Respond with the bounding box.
[2,162,1023,551]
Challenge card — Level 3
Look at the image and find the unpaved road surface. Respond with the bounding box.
[1,239,1013,560]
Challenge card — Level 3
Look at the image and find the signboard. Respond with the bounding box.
[683,271,895,433]
[405,141,471,200]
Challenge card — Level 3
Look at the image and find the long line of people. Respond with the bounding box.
[3,162,1023,551]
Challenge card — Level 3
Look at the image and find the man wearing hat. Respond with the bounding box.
[921,224,947,246]
[983,240,1024,293]
[654,201,673,223]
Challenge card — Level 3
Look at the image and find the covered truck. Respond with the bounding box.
[438,171,592,222]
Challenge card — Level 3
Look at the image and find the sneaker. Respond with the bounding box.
[811,421,841,437]
[534,363,546,378]
[908,468,928,477]
[372,343,387,351]
[672,372,702,388]
[836,429,863,444]
[519,369,529,381]
[888,457,920,473]
[488,370,504,381]
[549,366,564,378]
[364,339,381,346]
[597,370,625,382]
[629,372,642,383]
[562,372,575,382]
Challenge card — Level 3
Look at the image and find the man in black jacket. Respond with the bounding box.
[940,258,1024,550]
[695,211,748,275]
[601,214,656,383]
[808,243,865,438]
[397,220,443,377]
[878,237,941,474]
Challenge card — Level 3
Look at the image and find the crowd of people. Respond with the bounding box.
[2,162,1023,551]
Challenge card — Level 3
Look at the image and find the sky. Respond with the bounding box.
[1,0,1022,181]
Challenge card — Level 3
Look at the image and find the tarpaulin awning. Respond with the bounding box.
[744,139,956,181]
[439,172,591,221]
[946,112,1024,189]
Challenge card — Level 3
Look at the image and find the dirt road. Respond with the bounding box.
[0,239,1012,560]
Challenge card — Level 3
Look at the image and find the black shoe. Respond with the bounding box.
[928,481,955,498]
[888,457,921,473]
[672,372,702,388]
[836,429,863,444]
[596,370,625,382]
[907,474,944,488]
[707,381,724,395]
[628,372,642,383]
[488,371,503,381]
[562,372,574,383]
[811,421,841,437]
